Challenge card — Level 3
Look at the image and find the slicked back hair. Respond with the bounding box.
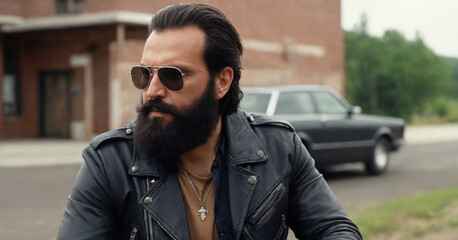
[148,3,243,116]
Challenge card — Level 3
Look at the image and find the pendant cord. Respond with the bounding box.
[179,164,214,209]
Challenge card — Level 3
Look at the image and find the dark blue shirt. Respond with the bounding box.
[211,137,234,240]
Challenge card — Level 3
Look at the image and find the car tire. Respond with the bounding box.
[365,138,390,175]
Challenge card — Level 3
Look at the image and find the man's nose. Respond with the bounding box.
[144,73,166,100]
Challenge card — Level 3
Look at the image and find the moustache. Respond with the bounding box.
[137,99,180,118]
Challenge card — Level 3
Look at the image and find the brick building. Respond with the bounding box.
[0,0,343,139]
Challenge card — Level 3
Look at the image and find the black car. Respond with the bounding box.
[240,85,405,175]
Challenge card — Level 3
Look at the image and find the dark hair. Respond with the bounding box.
[149,3,243,116]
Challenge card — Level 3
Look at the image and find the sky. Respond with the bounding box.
[341,0,458,58]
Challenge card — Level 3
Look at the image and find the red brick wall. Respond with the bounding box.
[1,0,343,92]
[0,0,23,16]
[108,38,145,128]
[0,0,343,137]
[226,0,343,92]
[0,0,53,18]
[106,0,343,92]
[3,27,105,137]
[1,25,148,138]
[21,0,54,18]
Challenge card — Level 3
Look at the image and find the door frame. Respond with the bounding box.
[39,70,72,138]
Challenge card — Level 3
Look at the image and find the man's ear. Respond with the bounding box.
[215,67,233,100]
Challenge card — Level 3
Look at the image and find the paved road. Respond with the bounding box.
[325,140,458,212]
[289,139,458,240]
[0,165,79,240]
[1,124,458,239]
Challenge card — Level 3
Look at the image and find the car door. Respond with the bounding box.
[310,91,372,163]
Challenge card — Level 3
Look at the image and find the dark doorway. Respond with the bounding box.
[39,71,72,138]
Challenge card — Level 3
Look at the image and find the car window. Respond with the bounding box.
[314,91,348,114]
[275,92,314,115]
[240,93,271,114]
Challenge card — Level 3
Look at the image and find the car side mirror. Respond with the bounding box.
[351,106,362,114]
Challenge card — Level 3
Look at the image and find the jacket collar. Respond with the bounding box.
[128,120,164,177]
[223,110,269,165]
[129,110,268,177]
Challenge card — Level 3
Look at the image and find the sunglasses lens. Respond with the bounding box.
[158,67,183,91]
[131,66,150,89]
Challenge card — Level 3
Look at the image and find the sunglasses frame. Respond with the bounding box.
[131,65,207,92]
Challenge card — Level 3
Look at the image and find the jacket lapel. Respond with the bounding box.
[226,164,258,239]
[141,170,191,240]
[224,111,269,239]
[129,139,164,177]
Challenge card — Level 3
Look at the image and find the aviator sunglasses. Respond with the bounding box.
[130,65,207,92]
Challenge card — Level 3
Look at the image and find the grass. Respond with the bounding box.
[411,98,458,125]
[350,186,458,239]
[411,114,458,125]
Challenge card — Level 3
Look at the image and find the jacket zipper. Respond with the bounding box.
[144,177,154,240]
[244,213,288,240]
[144,177,176,240]
[273,214,287,240]
[129,227,138,240]
[242,227,255,240]
[249,182,287,225]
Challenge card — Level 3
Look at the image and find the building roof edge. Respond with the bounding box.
[1,11,151,33]
[0,14,24,26]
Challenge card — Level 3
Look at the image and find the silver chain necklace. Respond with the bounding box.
[179,165,214,221]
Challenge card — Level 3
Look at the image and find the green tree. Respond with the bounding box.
[345,16,452,121]
[444,57,458,98]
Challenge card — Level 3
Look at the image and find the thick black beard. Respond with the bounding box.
[133,79,219,169]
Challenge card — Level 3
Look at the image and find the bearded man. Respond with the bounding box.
[58,3,362,240]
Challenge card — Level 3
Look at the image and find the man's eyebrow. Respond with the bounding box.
[173,64,191,70]
[137,63,194,72]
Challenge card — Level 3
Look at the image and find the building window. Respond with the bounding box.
[55,0,85,14]
[3,43,21,117]
[2,75,20,116]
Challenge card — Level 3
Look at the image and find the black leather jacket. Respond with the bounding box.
[58,110,361,240]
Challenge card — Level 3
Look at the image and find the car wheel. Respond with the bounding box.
[365,138,390,175]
